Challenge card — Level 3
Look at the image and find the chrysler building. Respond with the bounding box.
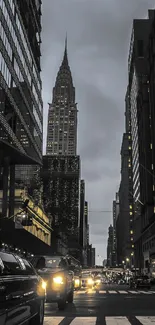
[46,38,78,155]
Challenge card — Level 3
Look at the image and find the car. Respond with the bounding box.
[129,275,151,289]
[81,271,94,288]
[31,255,74,310]
[0,250,45,325]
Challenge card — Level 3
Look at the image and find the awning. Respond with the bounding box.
[0,218,52,255]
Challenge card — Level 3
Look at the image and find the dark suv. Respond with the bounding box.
[0,250,45,325]
[31,255,74,310]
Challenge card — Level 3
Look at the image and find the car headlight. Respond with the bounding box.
[53,276,64,284]
[87,278,94,285]
[41,281,47,290]
[75,279,80,285]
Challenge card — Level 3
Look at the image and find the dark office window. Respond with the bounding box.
[137,40,144,57]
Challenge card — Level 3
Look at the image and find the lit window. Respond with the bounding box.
[132,245,134,248]
[130,230,133,234]
[131,252,134,256]
[130,212,133,215]
[129,146,131,150]
[128,164,131,167]
[154,207,155,213]
[129,205,132,209]
[153,185,155,191]
[131,238,133,241]
[150,143,152,149]
[128,158,131,162]
[128,136,131,139]
[152,164,154,170]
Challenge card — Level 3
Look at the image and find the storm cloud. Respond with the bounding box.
[41,0,155,264]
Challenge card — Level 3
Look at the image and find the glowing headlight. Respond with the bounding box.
[53,276,64,284]
[41,281,47,290]
[87,278,94,285]
[75,279,80,285]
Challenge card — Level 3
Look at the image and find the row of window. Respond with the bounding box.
[1,0,42,115]
[0,52,11,87]
[8,0,42,94]
[0,29,42,138]
[0,53,41,155]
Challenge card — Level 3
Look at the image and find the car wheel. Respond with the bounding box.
[67,291,74,303]
[57,298,66,310]
[30,299,44,325]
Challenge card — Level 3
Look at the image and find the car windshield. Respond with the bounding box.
[45,257,61,268]
[82,272,91,277]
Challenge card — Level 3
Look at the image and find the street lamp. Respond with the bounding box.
[122,260,125,269]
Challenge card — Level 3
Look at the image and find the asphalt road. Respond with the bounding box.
[44,284,155,325]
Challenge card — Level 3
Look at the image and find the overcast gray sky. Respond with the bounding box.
[41,0,155,264]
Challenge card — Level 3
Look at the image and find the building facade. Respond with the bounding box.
[42,155,80,258]
[128,10,154,270]
[0,0,43,164]
[87,244,95,267]
[107,225,113,267]
[147,13,155,275]
[0,0,50,255]
[79,181,89,265]
[46,38,78,156]
[79,179,85,264]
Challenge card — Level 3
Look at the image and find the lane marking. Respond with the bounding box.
[128,291,139,294]
[106,316,131,325]
[118,291,128,294]
[136,316,155,325]
[71,317,97,325]
[108,291,117,294]
[99,290,107,294]
[76,291,86,294]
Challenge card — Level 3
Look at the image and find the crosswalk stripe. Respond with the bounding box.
[44,316,64,325]
[105,316,131,325]
[139,291,153,294]
[44,316,155,325]
[136,316,155,325]
[71,317,97,325]
[75,290,155,295]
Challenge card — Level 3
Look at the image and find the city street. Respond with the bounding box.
[44,284,155,325]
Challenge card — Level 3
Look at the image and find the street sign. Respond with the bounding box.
[15,214,23,229]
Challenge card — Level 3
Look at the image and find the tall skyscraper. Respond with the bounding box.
[128,10,154,270]
[46,38,78,156]
[0,0,43,217]
[43,39,80,258]
[107,225,113,267]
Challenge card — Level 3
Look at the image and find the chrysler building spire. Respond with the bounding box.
[62,34,68,67]
[46,38,78,156]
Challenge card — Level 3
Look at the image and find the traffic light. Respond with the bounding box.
[21,214,33,226]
